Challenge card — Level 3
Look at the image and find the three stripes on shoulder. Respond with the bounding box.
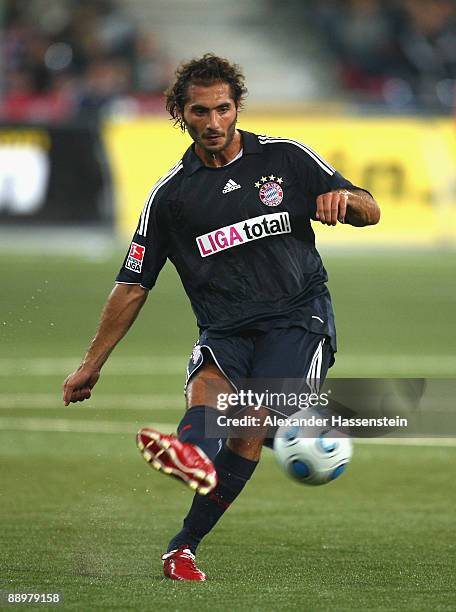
[139,135,335,236]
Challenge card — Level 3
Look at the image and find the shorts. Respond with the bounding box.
[186,327,335,402]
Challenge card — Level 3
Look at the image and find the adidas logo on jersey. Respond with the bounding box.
[222,179,241,194]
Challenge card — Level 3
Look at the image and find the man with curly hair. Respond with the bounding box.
[63,53,380,581]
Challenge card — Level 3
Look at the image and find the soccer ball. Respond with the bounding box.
[273,410,353,486]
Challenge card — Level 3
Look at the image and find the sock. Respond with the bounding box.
[177,405,221,461]
[167,445,258,553]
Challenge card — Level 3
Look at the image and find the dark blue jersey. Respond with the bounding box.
[116,130,364,350]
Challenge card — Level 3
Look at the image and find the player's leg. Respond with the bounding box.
[137,339,252,495]
[165,357,265,564]
[164,333,334,574]
[136,360,225,496]
[176,359,231,461]
[181,352,267,460]
[163,329,335,579]
[137,334,263,580]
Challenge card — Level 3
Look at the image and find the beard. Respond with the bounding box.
[185,112,238,154]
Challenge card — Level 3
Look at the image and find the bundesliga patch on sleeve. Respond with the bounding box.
[125,242,145,273]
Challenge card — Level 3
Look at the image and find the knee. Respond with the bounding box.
[186,363,233,409]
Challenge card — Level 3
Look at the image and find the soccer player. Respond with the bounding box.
[63,53,380,581]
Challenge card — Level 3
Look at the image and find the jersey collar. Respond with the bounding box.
[182,129,262,176]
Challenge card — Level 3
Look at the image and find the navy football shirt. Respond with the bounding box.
[116,130,363,350]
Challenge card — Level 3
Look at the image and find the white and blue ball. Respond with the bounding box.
[273,411,353,486]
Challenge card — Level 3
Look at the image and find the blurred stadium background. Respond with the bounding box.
[1,1,456,610]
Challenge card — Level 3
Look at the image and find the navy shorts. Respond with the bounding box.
[186,327,335,400]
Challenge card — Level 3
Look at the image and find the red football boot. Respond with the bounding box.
[162,547,207,581]
[136,427,217,495]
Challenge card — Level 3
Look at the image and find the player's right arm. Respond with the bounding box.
[63,161,181,406]
[62,283,148,405]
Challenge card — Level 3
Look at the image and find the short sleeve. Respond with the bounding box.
[116,197,169,290]
[287,140,365,212]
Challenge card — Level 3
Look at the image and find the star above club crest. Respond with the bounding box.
[255,181,261,188]
[276,177,283,184]
[269,174,275,181]
[261,176,267,183]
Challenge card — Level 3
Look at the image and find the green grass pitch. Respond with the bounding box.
[1,249,455,611]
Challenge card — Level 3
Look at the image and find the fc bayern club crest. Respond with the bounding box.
[255,174,284,207]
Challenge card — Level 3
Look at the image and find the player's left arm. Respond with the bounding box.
[316,189,380,227]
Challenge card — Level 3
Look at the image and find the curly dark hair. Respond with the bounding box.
[165,53,248,132]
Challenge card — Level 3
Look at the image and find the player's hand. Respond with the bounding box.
[315,190,349,225]
[62,364,100,406]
